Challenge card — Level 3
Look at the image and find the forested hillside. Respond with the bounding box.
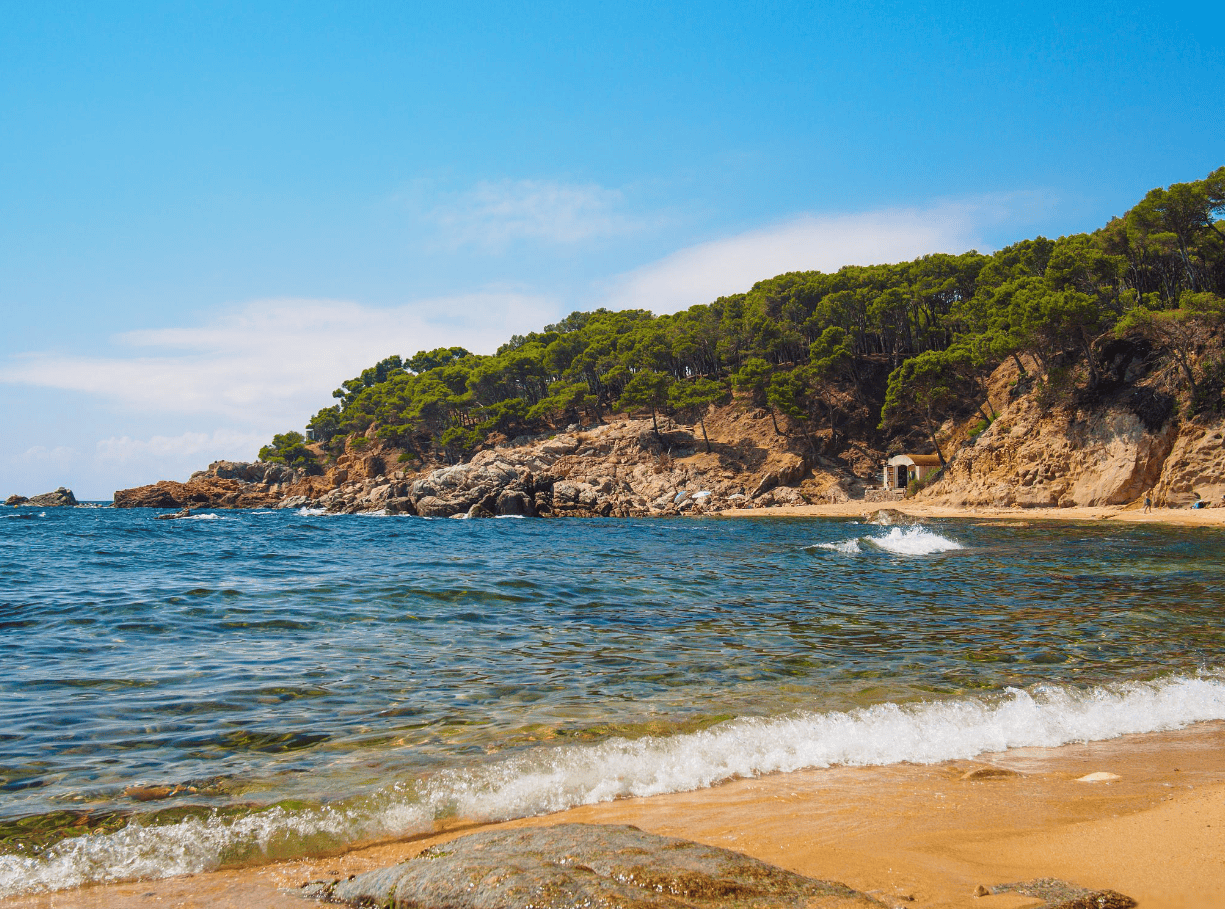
[262,168,1225,475]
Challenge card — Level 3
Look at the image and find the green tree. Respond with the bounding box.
[619,369,673,438]
[880,350,961,466]
[668,377,725,452]
[259,431,320,473]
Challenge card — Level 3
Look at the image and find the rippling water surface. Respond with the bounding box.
[2,507,1224,893]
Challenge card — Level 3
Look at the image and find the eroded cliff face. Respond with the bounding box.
[920,358,1225,509]
[113,406,867,515]
[926,397,1177,508]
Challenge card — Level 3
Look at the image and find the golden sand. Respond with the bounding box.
[5,722,1222,909]
[721,501,1225,527]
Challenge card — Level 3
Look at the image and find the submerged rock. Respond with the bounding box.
[987,878,1136,909]
[303,823,886,909]
[864,508,913,526]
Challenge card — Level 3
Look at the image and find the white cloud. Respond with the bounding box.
[15,445,79,467]
[0,293,557,425]
[426,178,652,249]
[96,429,269,464]
[602,198,1034,314]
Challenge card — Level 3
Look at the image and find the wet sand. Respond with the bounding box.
[722,500,1225,527]
[5,722,1223,909]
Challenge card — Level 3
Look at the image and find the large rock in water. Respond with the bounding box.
[303,824,885,909]
[410,458,540,518]
[24,487,77,507]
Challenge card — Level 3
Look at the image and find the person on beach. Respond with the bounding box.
[1143,492,1152,513]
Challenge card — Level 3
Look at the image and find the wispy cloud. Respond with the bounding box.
[96,428,269,465]
[0,293,557,425]
[602,196,1045,314]
[423,178,655,250]
[15,445,79,467]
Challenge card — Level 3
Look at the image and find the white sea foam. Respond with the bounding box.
[814,525,962,556]
[813,538,862,554]
[4,673,1223,896]
[296,507,327,516]
[181,513,227,521]
[869,526,962,554]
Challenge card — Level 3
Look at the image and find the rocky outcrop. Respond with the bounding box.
[7,487,78,507]
[113,461,303,509]
[116,407,864,516]
[1150,421,1225,506]
[911,350,1225,508]
[303,824,886,909]
[927,394,1178,508]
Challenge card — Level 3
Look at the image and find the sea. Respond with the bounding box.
[2,506,1224,897]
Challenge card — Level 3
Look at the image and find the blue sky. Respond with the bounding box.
[2,0,1221,499]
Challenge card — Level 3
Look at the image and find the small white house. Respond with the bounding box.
[883,454,942,492]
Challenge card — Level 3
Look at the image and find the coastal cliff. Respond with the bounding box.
[919,355,1225,509]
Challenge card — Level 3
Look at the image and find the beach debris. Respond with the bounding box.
[973,884,990,897]
[1076,772,1122,782]
[987,878,1136,908]
[302,823,888,908]
[960,766,1021,781]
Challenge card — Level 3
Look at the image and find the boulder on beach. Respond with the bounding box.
[304,823,886,909]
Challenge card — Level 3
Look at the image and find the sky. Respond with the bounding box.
[2,0,1222,500]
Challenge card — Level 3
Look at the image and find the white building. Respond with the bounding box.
[883,453,942,492]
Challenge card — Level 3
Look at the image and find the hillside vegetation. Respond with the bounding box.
[262,168,1225,475]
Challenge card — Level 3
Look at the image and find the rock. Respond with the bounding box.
[303,824,886,909]
[496,489,533,516]
[115,462,294,509]
[25,487,78,507]
[960,767,1021,781]
[921,359,1187,508]
[865,508,913,526]
[987,878,1136,909]
[5,495,29,506]
[1076,772,1121,782]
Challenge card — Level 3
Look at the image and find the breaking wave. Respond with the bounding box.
[3,672,1222,896]
[813,525,962,555]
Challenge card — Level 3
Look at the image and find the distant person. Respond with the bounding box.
[1143,492,1151,513]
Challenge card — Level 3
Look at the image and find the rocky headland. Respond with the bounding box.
[110,355,1225,518]
[113,405,863,516]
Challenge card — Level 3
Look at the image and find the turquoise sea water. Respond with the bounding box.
[2,507,1224,894]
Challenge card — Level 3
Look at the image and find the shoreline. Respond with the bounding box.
[721,500,1225,527]
[5,721,1223,909]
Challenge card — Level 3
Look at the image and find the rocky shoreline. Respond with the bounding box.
[112,409,859,518]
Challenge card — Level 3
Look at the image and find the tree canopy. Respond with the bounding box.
[266,167,1225,466]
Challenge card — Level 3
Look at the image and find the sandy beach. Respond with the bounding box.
[4,721,1221,909]
[721,501,1225,527]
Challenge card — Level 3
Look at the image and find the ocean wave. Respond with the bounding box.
[3,672,1222,896]
[812,526,962,556]
[296,507,327,516]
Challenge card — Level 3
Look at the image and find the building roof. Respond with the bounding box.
[886,453,943,467]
